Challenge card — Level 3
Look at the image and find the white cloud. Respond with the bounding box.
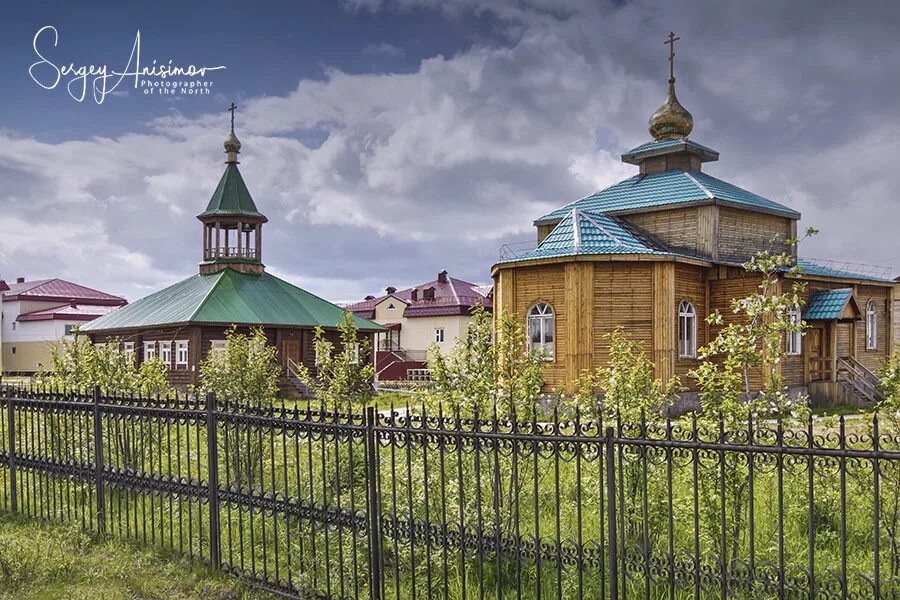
[362,42,405,58]
[2,0,898,307]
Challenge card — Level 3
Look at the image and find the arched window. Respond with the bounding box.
[678,300,697,358]
[866,299,878,350]
[527,303,554,359]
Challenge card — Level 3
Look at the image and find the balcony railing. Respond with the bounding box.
[499,240,538,261]
[205,247,258,260]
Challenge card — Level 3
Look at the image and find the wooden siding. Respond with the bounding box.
[717,207,792,263]
[625,207,701,257]
[708,274,766,390]
[857,285,891,372]
[593,263,654,380]
[674,264,707,383]
[495,264,568,390]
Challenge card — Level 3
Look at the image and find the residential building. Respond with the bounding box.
[1,277,126,373]
[492,39,896,406]
[81,119,382,394]
[346,271,492,380]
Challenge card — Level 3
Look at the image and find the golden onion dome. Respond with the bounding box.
[224,131,242,155]
[648,77,693,141]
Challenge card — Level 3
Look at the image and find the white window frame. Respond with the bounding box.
[786,304,802,356]
[123,342,135,363]
[143,341,157,362]
[678,300,697,358]
[866,299,878,350]
[175,340,189,366]
[350,343,360,364]
[527,303,555,360]
[210,339,227,353]
[159,341,172,366]
[434,327,445,343]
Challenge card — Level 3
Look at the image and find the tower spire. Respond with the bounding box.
[224,102,242,163]
[648,32,693,141]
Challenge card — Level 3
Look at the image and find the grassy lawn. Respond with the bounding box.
[0,513,273,600]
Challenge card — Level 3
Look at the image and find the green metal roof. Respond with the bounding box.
[803,288,853,321]
[197,163,267,220]
[536,169,800,223]
[501,208,672,264]
[81,269,383,332]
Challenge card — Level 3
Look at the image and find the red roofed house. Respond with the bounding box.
[346,270,492,381]
[0,277,127,373]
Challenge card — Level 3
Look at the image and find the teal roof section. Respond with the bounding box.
[803,288,853,320]
[621,139,719,164]
[536,169,800,223]
[502,209,670,263]
[198,163,267,220]
[796,259,895,283]
[81,269,383,332]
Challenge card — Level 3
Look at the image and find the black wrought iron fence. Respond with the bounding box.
[0,384,898,599]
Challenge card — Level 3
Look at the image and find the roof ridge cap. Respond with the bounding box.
[187,271,227,322]
[580,210,625,246]
[683,170,714,199]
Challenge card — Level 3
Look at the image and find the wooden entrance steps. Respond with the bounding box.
[836,356,884,407]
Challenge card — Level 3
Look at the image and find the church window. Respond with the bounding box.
[159,341,172,366]
[866,299,878,350]
[176,340,189,365]
[527,303,554,360]
[678,300,697,358]
[786,304,802,355]
[143,342,157,362]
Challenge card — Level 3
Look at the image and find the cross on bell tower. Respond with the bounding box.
[197,104,268,276]
[665,32,679,82]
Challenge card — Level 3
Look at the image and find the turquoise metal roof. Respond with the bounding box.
[796,259,895,283]
[621,139,719,163]
[501,209,670,263]
[198,163,267,220]
[803,288,853,320]
[81,269,383,332]
[536,169,800,223]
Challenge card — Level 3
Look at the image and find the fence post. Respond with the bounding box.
[605,426,619,600]
[92,386,106,535]
[6,388,16,513]
[206,392,222,569]
[365,406,383,600]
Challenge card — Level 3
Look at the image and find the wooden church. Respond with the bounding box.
[83,110,383,392]
[492,35,896,405]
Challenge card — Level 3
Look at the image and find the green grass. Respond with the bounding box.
[0,512,273,600]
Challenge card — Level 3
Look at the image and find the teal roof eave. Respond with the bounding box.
[793,259,895,284]
[621,139,720,164]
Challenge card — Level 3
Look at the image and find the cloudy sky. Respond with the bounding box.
[1,0,898,303]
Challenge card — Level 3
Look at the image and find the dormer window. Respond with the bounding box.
[423,287,435,301]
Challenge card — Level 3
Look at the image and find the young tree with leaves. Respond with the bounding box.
[689,229,816,566]
[199,326,281,488]
[427,305,545,419]
[294,312,375,410]
[199,326,281,409]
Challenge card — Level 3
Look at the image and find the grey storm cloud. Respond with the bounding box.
[1,0,898,304]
